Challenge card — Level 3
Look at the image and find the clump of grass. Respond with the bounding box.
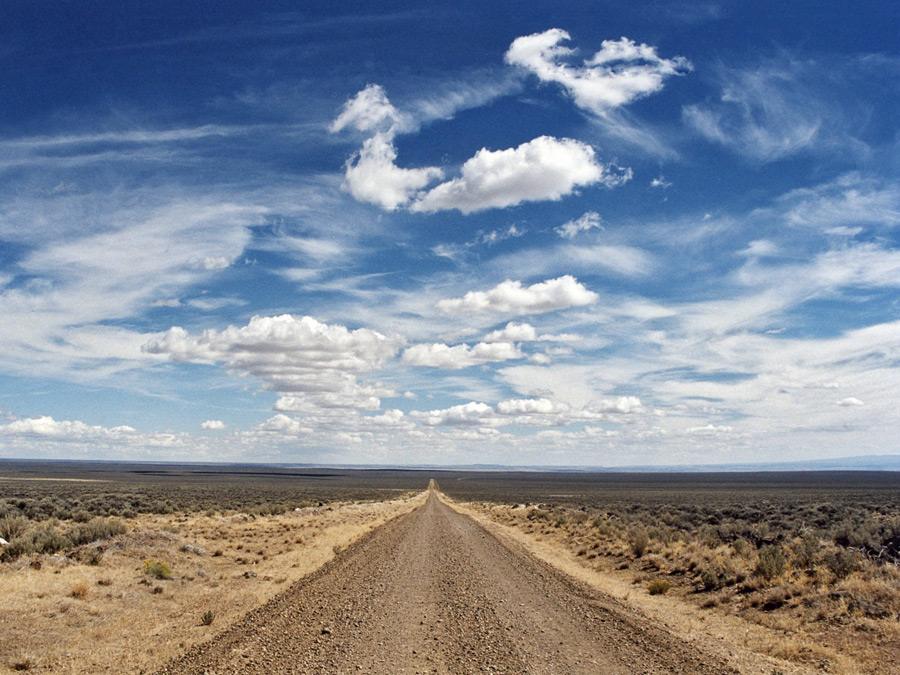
[71,581,89,599]
[630,529,650,557]
[79,547,105,566]
[200,610,215,626]
[648,580,671,595]
[10,654,35,671]
[142,558,173,580]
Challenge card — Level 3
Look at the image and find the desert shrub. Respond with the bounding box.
[756,545,786,581]
[630,529,650,557]
[0,515,29,541]
[75,547,104,566]
[67,518,126,546]
[528,508,551,522]
[71,581,89,599]
[1,537,32,562]
[700,567,723,591]
[825,549,858,580]
[142,559,173,580]
[760,586,789,611]
[200,610,215,626]
[566,510,590,525]
[731,538,752,558]
[792,532,821,568]
[3,527,69,561]
[648,580,671,595]
[71,509,92,523]
[832,519,878,549]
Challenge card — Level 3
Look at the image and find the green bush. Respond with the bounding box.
[142,559,173,580]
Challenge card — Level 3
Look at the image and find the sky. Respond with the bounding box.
[1,0,899,466]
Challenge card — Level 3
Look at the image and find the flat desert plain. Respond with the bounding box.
[1,463,898,673]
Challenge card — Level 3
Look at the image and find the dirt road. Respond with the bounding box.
[157,490,736,674]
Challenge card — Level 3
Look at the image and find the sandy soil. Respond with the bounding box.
[0,493,423,674]
[157,489,741,674]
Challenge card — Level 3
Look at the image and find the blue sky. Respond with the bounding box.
[2,1,899,466]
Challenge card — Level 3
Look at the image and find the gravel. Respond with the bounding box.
[156,491,737,674]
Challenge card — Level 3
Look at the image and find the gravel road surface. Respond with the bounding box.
[157,489,736,674]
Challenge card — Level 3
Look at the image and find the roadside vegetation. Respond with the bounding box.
[0,465,425,673]
[446,472,900,673]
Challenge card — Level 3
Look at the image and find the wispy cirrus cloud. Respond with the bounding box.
[682,60,853,162]
[402,341,524,369]
[0,199,266,378]
[555,211,604,238]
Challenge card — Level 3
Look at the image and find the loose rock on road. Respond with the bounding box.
[157,489,736,674]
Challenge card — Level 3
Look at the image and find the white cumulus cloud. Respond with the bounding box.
[437,275,597,315]
[411,136,623,214]
[200,420,226,430]
[144,315,402,412]
[505,29,691,114]
[410,402,497,427]
[330,84,406,133]
[483,321,580,343]
[0,416,136,441]
[343,132,443,210]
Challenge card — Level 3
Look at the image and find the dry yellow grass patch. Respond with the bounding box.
[0,491,426,674]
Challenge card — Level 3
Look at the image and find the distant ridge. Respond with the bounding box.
[2,454,900,473]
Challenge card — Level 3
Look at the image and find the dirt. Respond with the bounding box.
[157,489,738,674]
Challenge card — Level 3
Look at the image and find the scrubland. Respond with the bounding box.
[442,472,900,674]
[0,467,423,673]
[4,465,898,674]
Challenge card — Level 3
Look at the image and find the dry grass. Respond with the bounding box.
[0,491,425,674]
[449,496,900,675]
